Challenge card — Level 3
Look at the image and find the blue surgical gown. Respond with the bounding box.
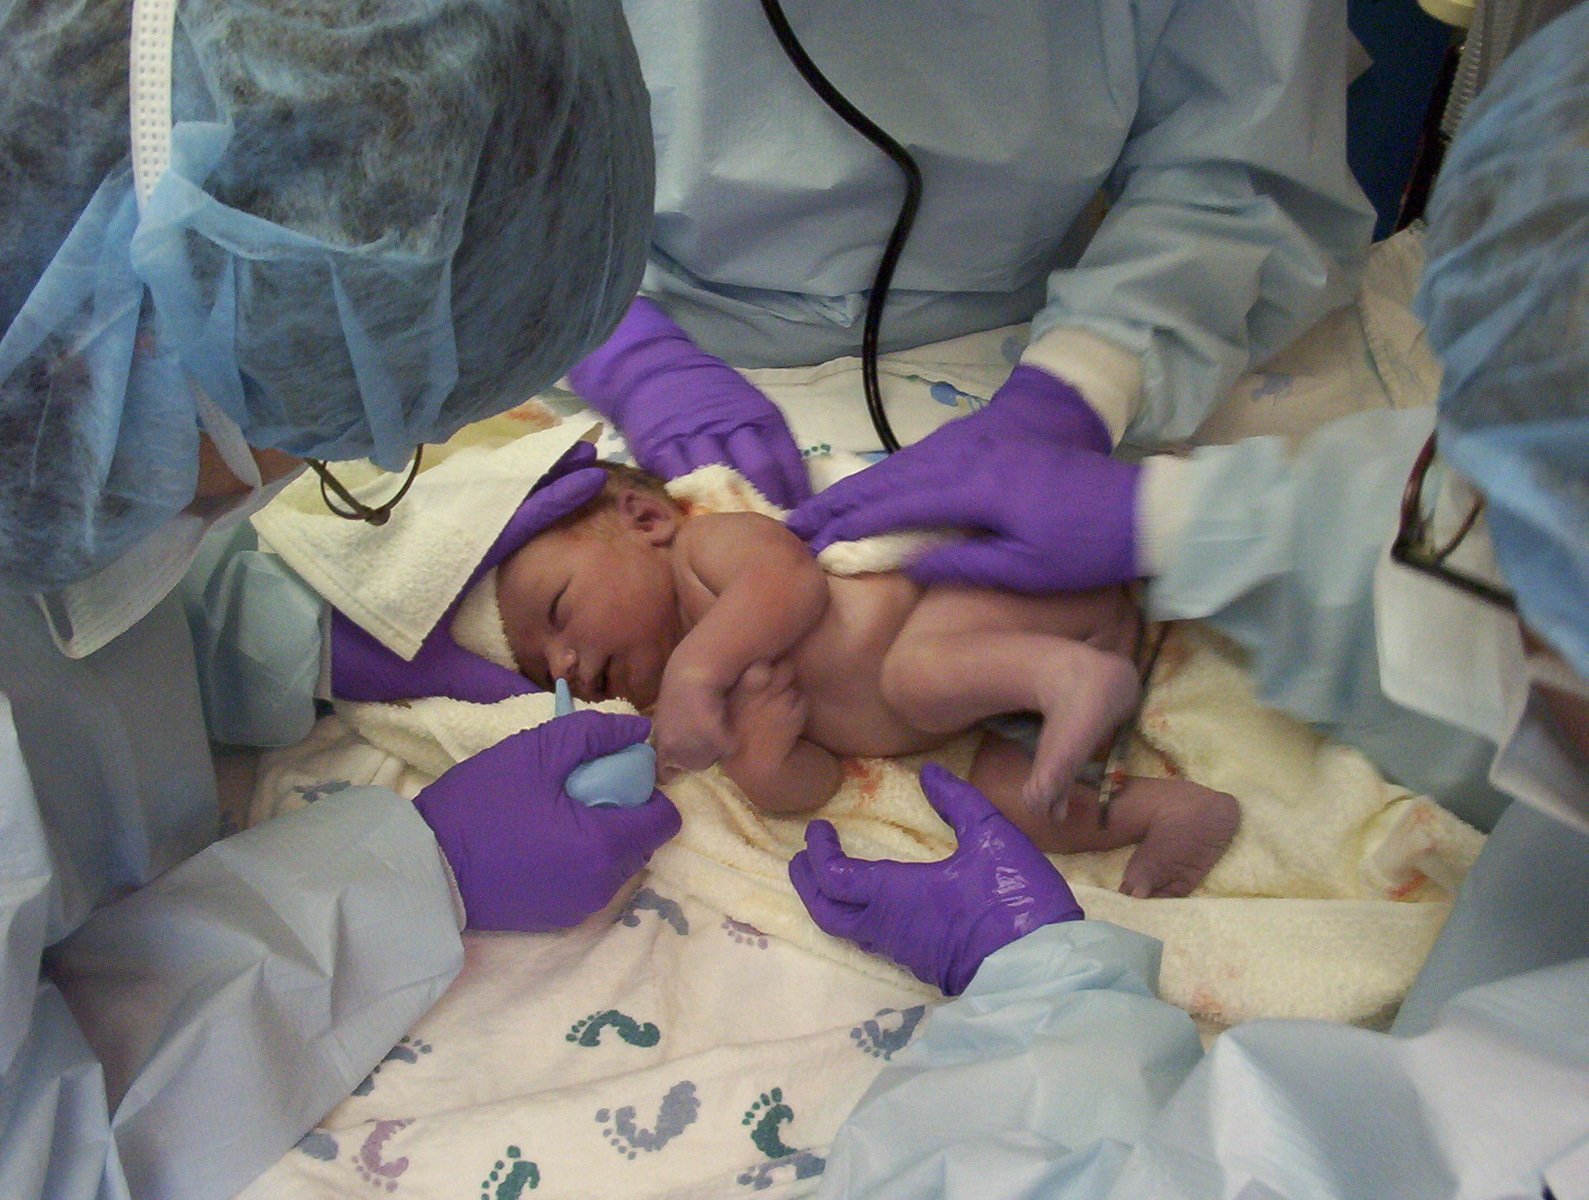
[0,590,463,1199]
[819,406,1589,1197]
[621,0,1376,442]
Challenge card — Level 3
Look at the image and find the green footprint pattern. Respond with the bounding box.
[737,1087,826,1190]
[566,1010,661,1048]
[479,1145,539,1199]
[741,1089,798,1159]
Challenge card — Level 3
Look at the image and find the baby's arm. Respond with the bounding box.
[720,661,843,814]
[652,512,829,774]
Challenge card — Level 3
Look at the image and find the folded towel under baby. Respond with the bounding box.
[253,417,599,661]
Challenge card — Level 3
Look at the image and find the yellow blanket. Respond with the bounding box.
[278,435,1485,1033]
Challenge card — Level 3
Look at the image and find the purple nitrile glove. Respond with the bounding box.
[567,297,812,510]
[414,710,682,931]
[786,365,1143,592]
[788,763,1083,995]
[330,443,606,705]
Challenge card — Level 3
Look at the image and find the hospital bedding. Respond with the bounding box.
[237,231,1475,1200]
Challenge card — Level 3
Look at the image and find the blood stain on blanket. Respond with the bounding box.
[595,1080,701,1159]
[565,1010,661,1048]
[479,1146,539,1200]
[616,887,689,935]
[849,1006,927,1061]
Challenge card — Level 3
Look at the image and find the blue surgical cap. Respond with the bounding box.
[1416,3,1589,683]
[0,0,653,592]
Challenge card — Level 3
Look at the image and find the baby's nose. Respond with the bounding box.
[549,641,578,680]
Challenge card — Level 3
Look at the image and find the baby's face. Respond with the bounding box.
[497,510,683,708]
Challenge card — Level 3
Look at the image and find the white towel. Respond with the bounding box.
[252,417,599,659]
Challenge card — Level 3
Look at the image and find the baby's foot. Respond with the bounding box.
[1119,783,1241,899]
[1023,651,1140,821]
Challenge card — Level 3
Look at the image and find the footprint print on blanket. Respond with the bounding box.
[355,1119,413,1193]
[566,1010,661,1048]
[616,887,689,935]
[353,1036,433,1096]
[722,917,769,949]
[850,1007,926,1062]
[737,1089,826,1191]
[480,1145,540,1200]
[594,1080,702,1160]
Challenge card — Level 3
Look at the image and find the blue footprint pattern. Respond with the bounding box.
[850,1006,926,1061]
[595,1080,701,1160]
[617,887,689,935]
[353,1035,433,1096]
[722,917,769,949]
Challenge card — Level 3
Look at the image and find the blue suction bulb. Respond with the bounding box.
[554,678,657,808]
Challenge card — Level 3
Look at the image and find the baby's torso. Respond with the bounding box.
[789,572,1140,759]
[790,572,932,757]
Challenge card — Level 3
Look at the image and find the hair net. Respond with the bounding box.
[0,0,653,593]
[1415,2,1589,683]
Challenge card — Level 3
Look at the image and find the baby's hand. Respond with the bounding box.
[652,669,735,780]
[726,661,809,766]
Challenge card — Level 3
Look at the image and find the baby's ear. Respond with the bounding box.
[618,487,679,545]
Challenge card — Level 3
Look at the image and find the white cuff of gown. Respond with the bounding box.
[1135,454,1197,578]
[1020,326,1144,447]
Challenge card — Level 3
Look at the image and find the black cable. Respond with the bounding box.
[758,0,921,454]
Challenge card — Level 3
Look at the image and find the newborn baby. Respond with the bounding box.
[496,464,1238,897]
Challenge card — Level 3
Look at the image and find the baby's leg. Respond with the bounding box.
[881,590,1140,825]
[971,737,1240,896]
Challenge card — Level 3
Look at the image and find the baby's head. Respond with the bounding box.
[496,463,687,707]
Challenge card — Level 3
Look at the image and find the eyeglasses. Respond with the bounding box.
[1390,432,1516,612]
[305,447,425,526]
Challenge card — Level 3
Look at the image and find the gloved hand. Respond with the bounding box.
[568,297,812,510]
[786,365,1142,592]
[789,763,1083,994]
[330,443,606,705]
[414,710,682,931]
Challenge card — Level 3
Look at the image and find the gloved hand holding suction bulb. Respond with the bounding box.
[555,678,659,808]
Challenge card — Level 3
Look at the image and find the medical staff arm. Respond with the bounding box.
[44,789,464,1200]
[1135,407,1505,816]
[818,920,1204,1200]
[1027,0,1376,444]
[653,511,830,774]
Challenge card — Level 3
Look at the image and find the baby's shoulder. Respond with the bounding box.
[680,508,796,547]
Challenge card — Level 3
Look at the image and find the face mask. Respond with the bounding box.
[1374,467,1525,743]
[36,396,301,659]
[1490,652,1589,837]
[31,0,300,660]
